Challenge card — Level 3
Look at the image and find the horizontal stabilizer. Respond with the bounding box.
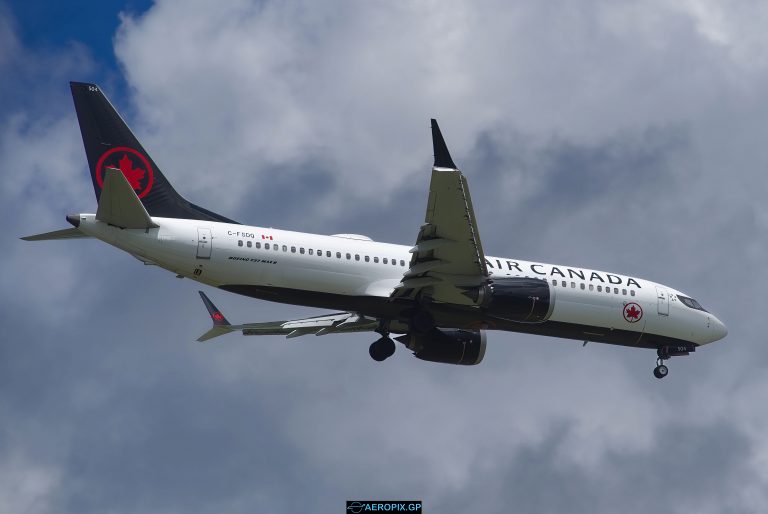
[96,167,159,229]
[21,228,91,241]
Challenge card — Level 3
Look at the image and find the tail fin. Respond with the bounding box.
[69,82,238,224]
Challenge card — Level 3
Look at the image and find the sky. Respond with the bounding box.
[2,0,768,512]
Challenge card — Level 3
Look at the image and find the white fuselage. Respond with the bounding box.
[73,214,727,348]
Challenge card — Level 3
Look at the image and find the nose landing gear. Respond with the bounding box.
[654,347,671,379]
[652,345,697,379]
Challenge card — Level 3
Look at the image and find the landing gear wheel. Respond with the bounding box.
[369,336,396,362]
[653,364,669,379]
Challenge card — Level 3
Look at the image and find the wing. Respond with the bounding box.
[391,119,489,306]
[197,291,380,342]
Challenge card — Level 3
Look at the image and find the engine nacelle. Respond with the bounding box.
[399,328,487,366]
[472,277,554,323]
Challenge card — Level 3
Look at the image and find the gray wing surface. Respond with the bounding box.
[197,291,380,341]
[391,120,490,306]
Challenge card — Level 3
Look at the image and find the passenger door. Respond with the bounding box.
[656,286,669,316]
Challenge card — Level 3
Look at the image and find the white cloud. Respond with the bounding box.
[0,456,61,514]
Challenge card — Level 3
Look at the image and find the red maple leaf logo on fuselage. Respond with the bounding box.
[117,154,145,189]
[625,305,640,320]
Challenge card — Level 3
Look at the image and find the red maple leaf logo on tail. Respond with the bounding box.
[117,154,146,189]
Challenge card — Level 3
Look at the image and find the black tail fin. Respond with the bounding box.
[69,82,238,224]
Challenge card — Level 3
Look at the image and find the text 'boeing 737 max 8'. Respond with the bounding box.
[23,82,728,379]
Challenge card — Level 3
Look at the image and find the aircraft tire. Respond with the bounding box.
[653,364,669,379]
[369,337,395,362]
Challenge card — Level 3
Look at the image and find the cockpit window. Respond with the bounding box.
[677,294,707,312]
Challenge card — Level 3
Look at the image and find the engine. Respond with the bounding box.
[398,328,487,365]
[470,277,554,323]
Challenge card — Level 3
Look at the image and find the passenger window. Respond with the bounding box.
[255,242,261,249]
[336,252,341,258]
[552,279,557,286]
[614,288,619,294]
[589,284,594,291]
[326,251,331,257]
[561,280,566,287]
[274,245,278,251]
[265,243,270,249]
[571,282,575,288]
[597,285,602,292]
[400,260,405,266]
[282,245,287,252]
[622,289,627,295]
[383,258,388,264]
[365,256,370,262]
[346,253,351,260]
[247,241,252,248]
[580,283,585,290]
[308,249,313,255]
[374,257,379,263]
[300,248,305,254]
[291,246,296,253]
[355,254,360,261]
[630,290,635,296]
[392,259,397,266]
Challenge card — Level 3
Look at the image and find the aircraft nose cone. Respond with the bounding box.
[710,316,728,342]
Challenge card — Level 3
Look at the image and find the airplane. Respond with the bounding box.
[22,82,728,379]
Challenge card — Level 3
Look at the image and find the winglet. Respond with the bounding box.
[197,291,234,342]
[431,119,457,169]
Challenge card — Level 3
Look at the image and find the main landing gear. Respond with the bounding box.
[369,336,396,362]
[369,320,396,362]
[368,306,435,363]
